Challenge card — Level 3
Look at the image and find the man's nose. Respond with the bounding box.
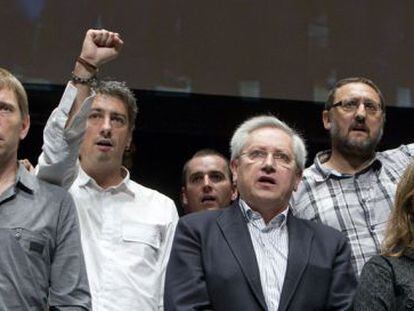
[100,116,112,135]
[203,175,212,186]
[264,152,276,165]
[355,102,367,119]
[262,153,276,172]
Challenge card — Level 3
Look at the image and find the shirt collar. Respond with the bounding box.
[313,149,383,182]
[239,198,288,229]
[77,164,135,197]
[15,163,35,194]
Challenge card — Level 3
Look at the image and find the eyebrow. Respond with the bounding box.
[0,101,16,110]
[90,108,127,118]
[188,170,230,182]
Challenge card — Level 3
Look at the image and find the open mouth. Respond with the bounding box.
[201,195,217,204]
[96,139,113,147]
[257,176,276,185]
[96,139,113,151]
[350,123,369,133]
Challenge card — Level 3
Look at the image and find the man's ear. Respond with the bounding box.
[322,110,331,130]
[125,132,133,151]
[293,171,303,192]
[19,115,30,140]
[230,183,238,201]
[230,159,238,183]
[181,186,188,206]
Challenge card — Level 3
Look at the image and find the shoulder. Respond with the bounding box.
[379,144,414,162]
[290,214,346,242]
[128,179,176,208]
[176,207,233,237]
[30,176,77,219]
[301,162,321,180]
[32,174,73,202]
[291,163,323,208]
[180,208,223,227]
[359,255,394,281]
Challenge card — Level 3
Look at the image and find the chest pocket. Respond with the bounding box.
[12,227,48,258]
[122,221,164,249]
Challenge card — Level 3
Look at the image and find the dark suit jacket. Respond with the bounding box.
[165,202,356,311]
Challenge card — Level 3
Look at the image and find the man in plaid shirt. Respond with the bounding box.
[291,77,414,275]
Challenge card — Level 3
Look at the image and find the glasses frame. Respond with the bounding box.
[239,149,295,169]
[329,99,383,116]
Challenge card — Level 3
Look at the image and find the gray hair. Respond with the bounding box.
[94,80,138,130]
[230,115,307,171]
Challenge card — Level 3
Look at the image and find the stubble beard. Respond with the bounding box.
[330,122,383,160]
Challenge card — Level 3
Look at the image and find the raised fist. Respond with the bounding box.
[79,29,124,68]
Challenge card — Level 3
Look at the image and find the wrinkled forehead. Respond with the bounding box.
[245,126,294,153]
[334,82,381,103]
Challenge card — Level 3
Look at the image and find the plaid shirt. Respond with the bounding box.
[291,144,414,275]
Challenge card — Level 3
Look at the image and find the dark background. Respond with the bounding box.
[21,85,414,215]
[3,1,414,106]
[5,1,414,214]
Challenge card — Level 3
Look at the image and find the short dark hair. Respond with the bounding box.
[325,77,385,113]
[182,149,232,186]
[94,80,138,130]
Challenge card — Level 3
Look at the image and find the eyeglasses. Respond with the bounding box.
[239,149,294,169]
[330,99,382,115]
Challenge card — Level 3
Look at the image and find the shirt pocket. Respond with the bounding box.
[122,221,165,249]
[12,227,48,258]
[11,227,50,283]
[121,221,166,265]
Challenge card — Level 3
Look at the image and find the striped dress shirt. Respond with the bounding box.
[291,145,414,275]
[240,199,289,311]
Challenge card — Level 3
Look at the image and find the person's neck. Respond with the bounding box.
[323,149,375,175]
[81,162,126,189]
[0,158,18,196]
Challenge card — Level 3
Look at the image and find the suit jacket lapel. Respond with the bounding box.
[217,202,267,310]
[278,214,314,311]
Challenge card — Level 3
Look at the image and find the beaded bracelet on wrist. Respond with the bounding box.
[71,72,98,87]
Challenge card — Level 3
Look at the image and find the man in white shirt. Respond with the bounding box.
[37,29,178,310]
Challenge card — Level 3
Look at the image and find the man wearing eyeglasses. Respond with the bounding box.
[291,77,414,276]
[165,115,356,311]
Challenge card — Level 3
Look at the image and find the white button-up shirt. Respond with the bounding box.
[37,83,178,310]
